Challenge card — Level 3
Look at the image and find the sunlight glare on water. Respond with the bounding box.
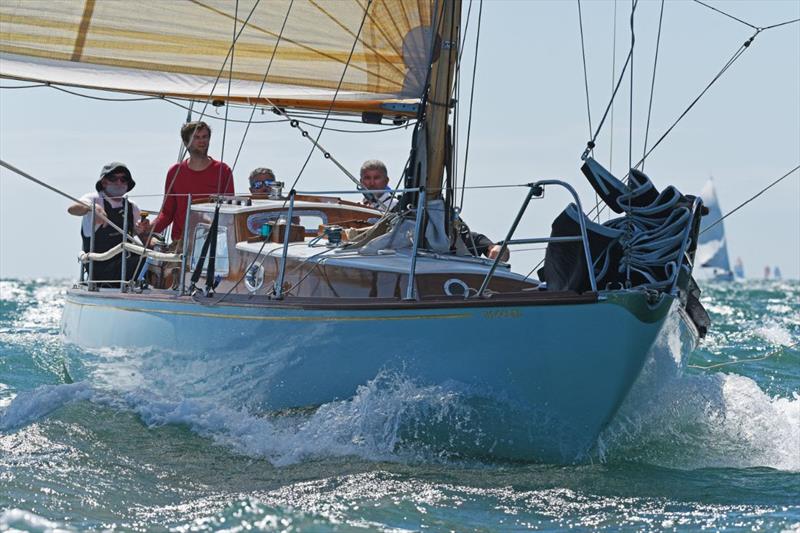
[0,278,798,530]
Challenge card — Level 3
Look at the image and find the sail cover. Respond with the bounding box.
[696,179,731,271]
[0,0,433,114]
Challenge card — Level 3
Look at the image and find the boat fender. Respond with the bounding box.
[444,278,470,298]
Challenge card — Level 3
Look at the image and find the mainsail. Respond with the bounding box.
[696,178,731,272]
[0,0,434,115]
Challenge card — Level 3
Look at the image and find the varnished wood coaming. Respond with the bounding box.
[159,196,541,299]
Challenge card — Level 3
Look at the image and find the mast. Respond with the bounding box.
[423,0,462,202]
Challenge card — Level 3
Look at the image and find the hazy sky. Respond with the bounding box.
[1,0,798,280]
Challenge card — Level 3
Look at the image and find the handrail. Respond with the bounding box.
[669,196,702,295]
[120,199,129,293]
[273,189,297,300]
[406,186,426,300]
[178,194,192,295]
[88,203,97,291]
[475,179,597,298]
[79,242,182,263]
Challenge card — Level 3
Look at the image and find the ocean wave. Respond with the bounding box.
[0,382,93,432]
[117,371,490,467]
[599,310,800,471]
[0,509,75,533]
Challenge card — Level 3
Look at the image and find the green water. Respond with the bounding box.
[1,279,798,531]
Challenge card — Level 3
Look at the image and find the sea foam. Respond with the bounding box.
[599,309,800,471]
[0,382,92,431]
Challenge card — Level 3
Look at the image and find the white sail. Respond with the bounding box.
[696,178,731,272]
[0,0,434,114]
[734,257,745,278]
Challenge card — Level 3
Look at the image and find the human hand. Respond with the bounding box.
[94,205,109,226]
[487,244,510,262]
[136,218,151,235]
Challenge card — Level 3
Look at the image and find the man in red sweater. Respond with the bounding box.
[153,121,234,242]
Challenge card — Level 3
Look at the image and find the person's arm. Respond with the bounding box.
[487,243,510,262]
[469,232,510,262]
[68,195,108,224]
[68,203,90,216]
[153,170,177,233]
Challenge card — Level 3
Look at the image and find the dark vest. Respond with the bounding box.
[81,196,135,254]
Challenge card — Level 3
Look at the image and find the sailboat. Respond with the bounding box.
[734,257,745,279]
[696,179,734,281]
[0,0,708,462]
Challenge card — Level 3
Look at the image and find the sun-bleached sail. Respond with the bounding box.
[0,0,433,114]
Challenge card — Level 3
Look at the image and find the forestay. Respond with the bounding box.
[0,0,434,114]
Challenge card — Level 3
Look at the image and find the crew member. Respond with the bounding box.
[68,162,151,285]
[153,121,234,243]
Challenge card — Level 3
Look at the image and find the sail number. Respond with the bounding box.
[482,309,522,319]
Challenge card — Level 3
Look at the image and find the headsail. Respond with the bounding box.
[696,178,731,272]
[0,0,434,115]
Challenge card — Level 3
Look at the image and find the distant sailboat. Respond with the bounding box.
[734,257,745,279]
[697,179,734,281]
[774,266,782,280]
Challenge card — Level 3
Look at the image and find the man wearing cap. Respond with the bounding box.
[248,167,276,197]
[153,121,234,243]
[68,162,151,284]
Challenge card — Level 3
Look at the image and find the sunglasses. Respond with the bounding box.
[250,180,274,189]
[105,174,129,183]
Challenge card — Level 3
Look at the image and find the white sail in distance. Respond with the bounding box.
[0,0,434,115]
[696,178,732,273]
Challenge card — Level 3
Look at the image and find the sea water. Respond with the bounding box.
[1,279,798,531]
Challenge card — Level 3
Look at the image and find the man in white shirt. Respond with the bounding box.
[359,159,398,212]
[68,162,151,285]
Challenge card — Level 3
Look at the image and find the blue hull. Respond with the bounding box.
[61,289,689,462]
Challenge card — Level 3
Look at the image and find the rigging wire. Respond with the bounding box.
[230,0,294,172]
[628,0,636,176]
[283,0,373,197]
[204,0,374,305]
[609,0,618,180]
[587,25,766,221]
[687,340,798,370]
[577,0,601,221]
[641,0,665,171]
[762,18,800,30]
[218,0,239,191]
[48,84,162,102]
[458,0,483,211]
[0,159,131,242]
[0,82,412,131]
[632,28,759,171]
[699,164,800,236]
[692,0,758,30]
[577,0,594,144]
[582,8,635,160]
[0,83,49,90]
[163,97,414,131]
[132,0,265,278]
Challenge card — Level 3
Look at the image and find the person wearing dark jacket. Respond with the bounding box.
[68,162,151,285]
[456,219,510,261]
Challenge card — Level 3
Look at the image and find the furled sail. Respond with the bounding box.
[696,178,731,272]
[0,0,434,115]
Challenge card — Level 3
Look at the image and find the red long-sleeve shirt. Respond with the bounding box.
[153,159,234,240]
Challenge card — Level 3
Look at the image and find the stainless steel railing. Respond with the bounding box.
[475,180,597,297]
